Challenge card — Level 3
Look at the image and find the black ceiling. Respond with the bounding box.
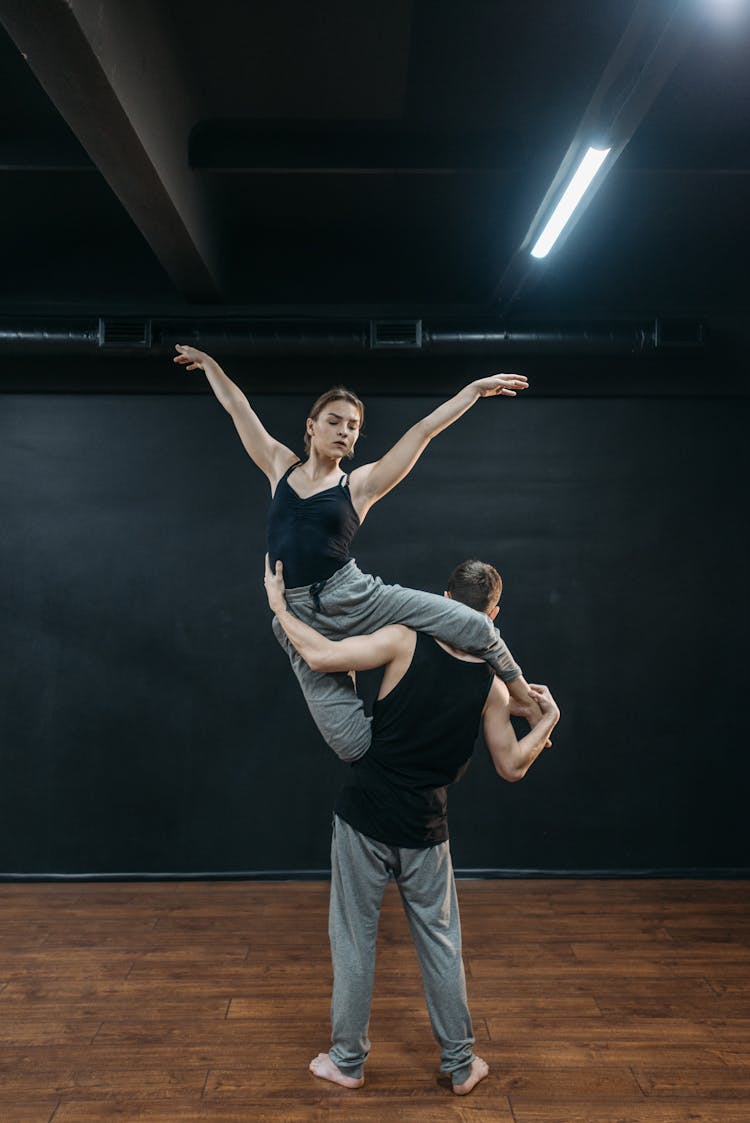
[1,1,749,346]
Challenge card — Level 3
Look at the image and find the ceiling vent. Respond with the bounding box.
[369,319,423,349]
[98,318,152,348]
[654,318,705,350]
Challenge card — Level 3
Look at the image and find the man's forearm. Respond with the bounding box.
[512,709,558,778]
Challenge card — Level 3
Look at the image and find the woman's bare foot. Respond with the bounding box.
[309,1052,364,1089]
[452,1056,489,1095]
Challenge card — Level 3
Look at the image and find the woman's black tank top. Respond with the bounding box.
[266,460,361,589]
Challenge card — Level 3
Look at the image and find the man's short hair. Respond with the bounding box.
[447,559,502,614]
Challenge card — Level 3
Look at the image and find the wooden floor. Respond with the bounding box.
[0,879,749,1122]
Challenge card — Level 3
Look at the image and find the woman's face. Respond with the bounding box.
[307,399,362,459]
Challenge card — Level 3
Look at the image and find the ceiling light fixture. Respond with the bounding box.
[530,146,611,259]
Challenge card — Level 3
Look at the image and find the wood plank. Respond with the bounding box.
[0,996,230,1019]
[511,1102,750,1122]
[457,995,602,1016]
[0,952,136,971]
[0,886,85,903]
[466,946,580,969]
[134,946,251,962]
[664,916,750,932]
[485,1014,723,1045]
[702,1019,750,1044]
[717,1051,750,1067]
[4,1045,268,1070]
[1,976,303,1001]
[96,1015,488,1048]
[595,993,750,1017]
[51,1099,514,1122]
[708,979,750,996]
[469,975,717,999]
[471,1042,727,1067]
[634,1066,750,1098]
[37,1066,209,1099]
[0,1021,101,1045]
[0,1071,77,1095]
[571,940,750,962]
[0,1102,58,1123]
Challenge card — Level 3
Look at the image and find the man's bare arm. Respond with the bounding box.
[482,680,560,781]
[264,556,408,673]
[505,675,547,726]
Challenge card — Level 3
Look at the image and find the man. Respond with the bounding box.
[264,556,559,1096]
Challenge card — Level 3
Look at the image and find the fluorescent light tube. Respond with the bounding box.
[530,145,611,259]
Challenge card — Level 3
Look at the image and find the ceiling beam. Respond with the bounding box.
[0,0,223,301]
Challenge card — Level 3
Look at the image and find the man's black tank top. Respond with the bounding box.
[335,632,494,848]
[267,460,360,589]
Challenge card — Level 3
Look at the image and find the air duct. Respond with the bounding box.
[370,320,423,349]
[0,320,100,352]
[0,317,705,357]
[98,318,152,348]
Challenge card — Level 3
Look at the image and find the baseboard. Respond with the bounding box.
[1,867,749,882]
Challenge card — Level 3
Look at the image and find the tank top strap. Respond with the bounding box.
[338,472,350,489]
[280,459,304,483]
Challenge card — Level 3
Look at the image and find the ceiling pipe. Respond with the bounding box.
[0,317,704,356]
[424,325,658,355]
[0,320,101,352]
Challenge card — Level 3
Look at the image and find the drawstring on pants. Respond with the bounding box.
[310,577,328,614]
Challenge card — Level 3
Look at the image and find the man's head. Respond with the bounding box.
[446,559,502,620]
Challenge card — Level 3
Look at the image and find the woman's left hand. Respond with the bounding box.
[471,373,529,397]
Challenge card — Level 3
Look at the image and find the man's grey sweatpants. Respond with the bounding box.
[328,814,475,1086]
[272,559,521,761]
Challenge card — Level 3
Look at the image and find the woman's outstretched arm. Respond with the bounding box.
[173,345,298,486]
[349,373,528,514]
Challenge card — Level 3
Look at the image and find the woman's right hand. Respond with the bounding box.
[263,554,288,615]
[173,344,213,371]
[528,683,560,721]
[469,373,529,397]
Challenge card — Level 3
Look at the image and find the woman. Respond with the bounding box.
[173,344,537,759]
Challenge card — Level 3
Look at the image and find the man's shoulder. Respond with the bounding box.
[430,635,485,664]
[484,676,510,710]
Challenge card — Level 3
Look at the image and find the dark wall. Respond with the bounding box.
[1,389,748,875]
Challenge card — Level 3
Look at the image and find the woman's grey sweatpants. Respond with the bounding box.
[272,558,521,761]
[328,814,475,1086]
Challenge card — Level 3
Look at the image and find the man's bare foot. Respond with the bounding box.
[309,1052,364,1089]
[452,1056,489,1095]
